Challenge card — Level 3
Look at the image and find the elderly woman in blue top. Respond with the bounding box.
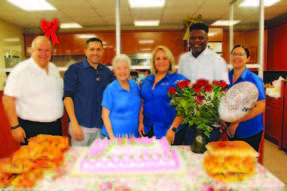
[227,45,266,152]
[139,46,187,145]
[101,54,141,139]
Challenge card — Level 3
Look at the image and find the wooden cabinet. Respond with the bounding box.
[274,24,287,71]
[267,27,276,71]
[265,81,287,150]
[267,23,287,71]
[265,96,283,143]
[281,81,287,150]
[222,29,268,70]
[24,30,186,65]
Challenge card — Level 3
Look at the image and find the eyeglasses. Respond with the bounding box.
[189,36,205,41]
[231,53,246,57]
[95,70,101,82]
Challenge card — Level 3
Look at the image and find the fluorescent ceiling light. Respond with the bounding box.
[3,38,20,42]
[77,34,96,38]
[239,0,280,7]
[208,32,217,37]
[103,46,113,49]
[134,20,160,26]
[138,40,154,44]
[129,0,165,8]
[7,0,56,11]
[61,23,82,29]
[211,20,240,26]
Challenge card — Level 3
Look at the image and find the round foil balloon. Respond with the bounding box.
[219,82,259,122]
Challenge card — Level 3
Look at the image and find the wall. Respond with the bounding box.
[0,19,24,90]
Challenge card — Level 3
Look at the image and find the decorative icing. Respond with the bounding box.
[77,137,179,173]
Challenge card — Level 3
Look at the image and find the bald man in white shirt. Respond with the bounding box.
[3,36,64,145]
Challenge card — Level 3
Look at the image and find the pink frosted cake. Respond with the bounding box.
[71,137,186,176]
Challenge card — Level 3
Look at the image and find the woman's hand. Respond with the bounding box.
[226,121,239,138]
[138,122,145,137]
[166,128,175,144]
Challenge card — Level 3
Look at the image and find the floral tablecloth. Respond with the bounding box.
[4,146,285,191]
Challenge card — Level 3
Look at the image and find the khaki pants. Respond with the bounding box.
[69,123,104,146]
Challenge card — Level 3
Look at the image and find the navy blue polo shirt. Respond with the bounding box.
[140,72,187,138]
[228,67,266,138]
[63,58,115,128]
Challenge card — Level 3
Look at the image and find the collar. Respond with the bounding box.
[114,78,133,91]
[165,72,172,80]
[240,67,248,80]
[83,57,103,70]
[189,47,209,59]
[145,74,155,81]
[146,73,172,82]
[29,58,50,75]
[230,67,248,84]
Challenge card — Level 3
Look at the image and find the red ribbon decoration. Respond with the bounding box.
[40,18,59,45]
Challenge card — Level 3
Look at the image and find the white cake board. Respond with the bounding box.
[70,148,187,177]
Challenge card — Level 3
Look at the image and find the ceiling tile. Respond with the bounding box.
[0,0,286,31]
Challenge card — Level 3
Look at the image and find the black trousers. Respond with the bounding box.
[144,125,186,145]
[228,130,263,152]
[18,117,62,145]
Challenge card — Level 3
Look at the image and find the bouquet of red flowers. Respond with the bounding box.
[168,79,227,137]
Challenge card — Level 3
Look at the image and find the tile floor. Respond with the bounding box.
[263,139,287,185]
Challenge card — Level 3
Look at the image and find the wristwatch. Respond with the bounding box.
[11,124,20,130]
[171,127,177,133]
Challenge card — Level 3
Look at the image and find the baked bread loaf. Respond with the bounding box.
[203,141,258,182]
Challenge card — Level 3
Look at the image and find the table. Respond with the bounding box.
[4,146,285,191]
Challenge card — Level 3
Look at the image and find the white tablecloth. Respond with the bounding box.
[4,146,286,191]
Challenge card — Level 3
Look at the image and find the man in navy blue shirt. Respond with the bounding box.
[63,38,115,146]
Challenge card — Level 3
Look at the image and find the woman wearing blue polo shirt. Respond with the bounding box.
[227,45,266,151]
[101,54,141,138]
[139,46,187,145]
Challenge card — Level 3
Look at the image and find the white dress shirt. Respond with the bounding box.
[4,58,64,122]
[178,48,230,84]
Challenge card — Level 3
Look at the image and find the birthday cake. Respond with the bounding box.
[71,137,185,176]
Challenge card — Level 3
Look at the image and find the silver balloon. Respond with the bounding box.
[219,82,259,122]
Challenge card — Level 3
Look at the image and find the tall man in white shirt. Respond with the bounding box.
[3,36,64,145]
[178,23,229,145]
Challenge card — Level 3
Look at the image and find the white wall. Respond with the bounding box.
[0,19,24,90]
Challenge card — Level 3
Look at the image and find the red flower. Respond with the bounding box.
[196,94,204,103]
[213,80,220,86]
[177,80,188,89]
[185,80,191,86]
[193,85,201,93]
[196,79,208,87]
[168,86,176,95]
[219,80,227,88]
[204,84,213,92]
